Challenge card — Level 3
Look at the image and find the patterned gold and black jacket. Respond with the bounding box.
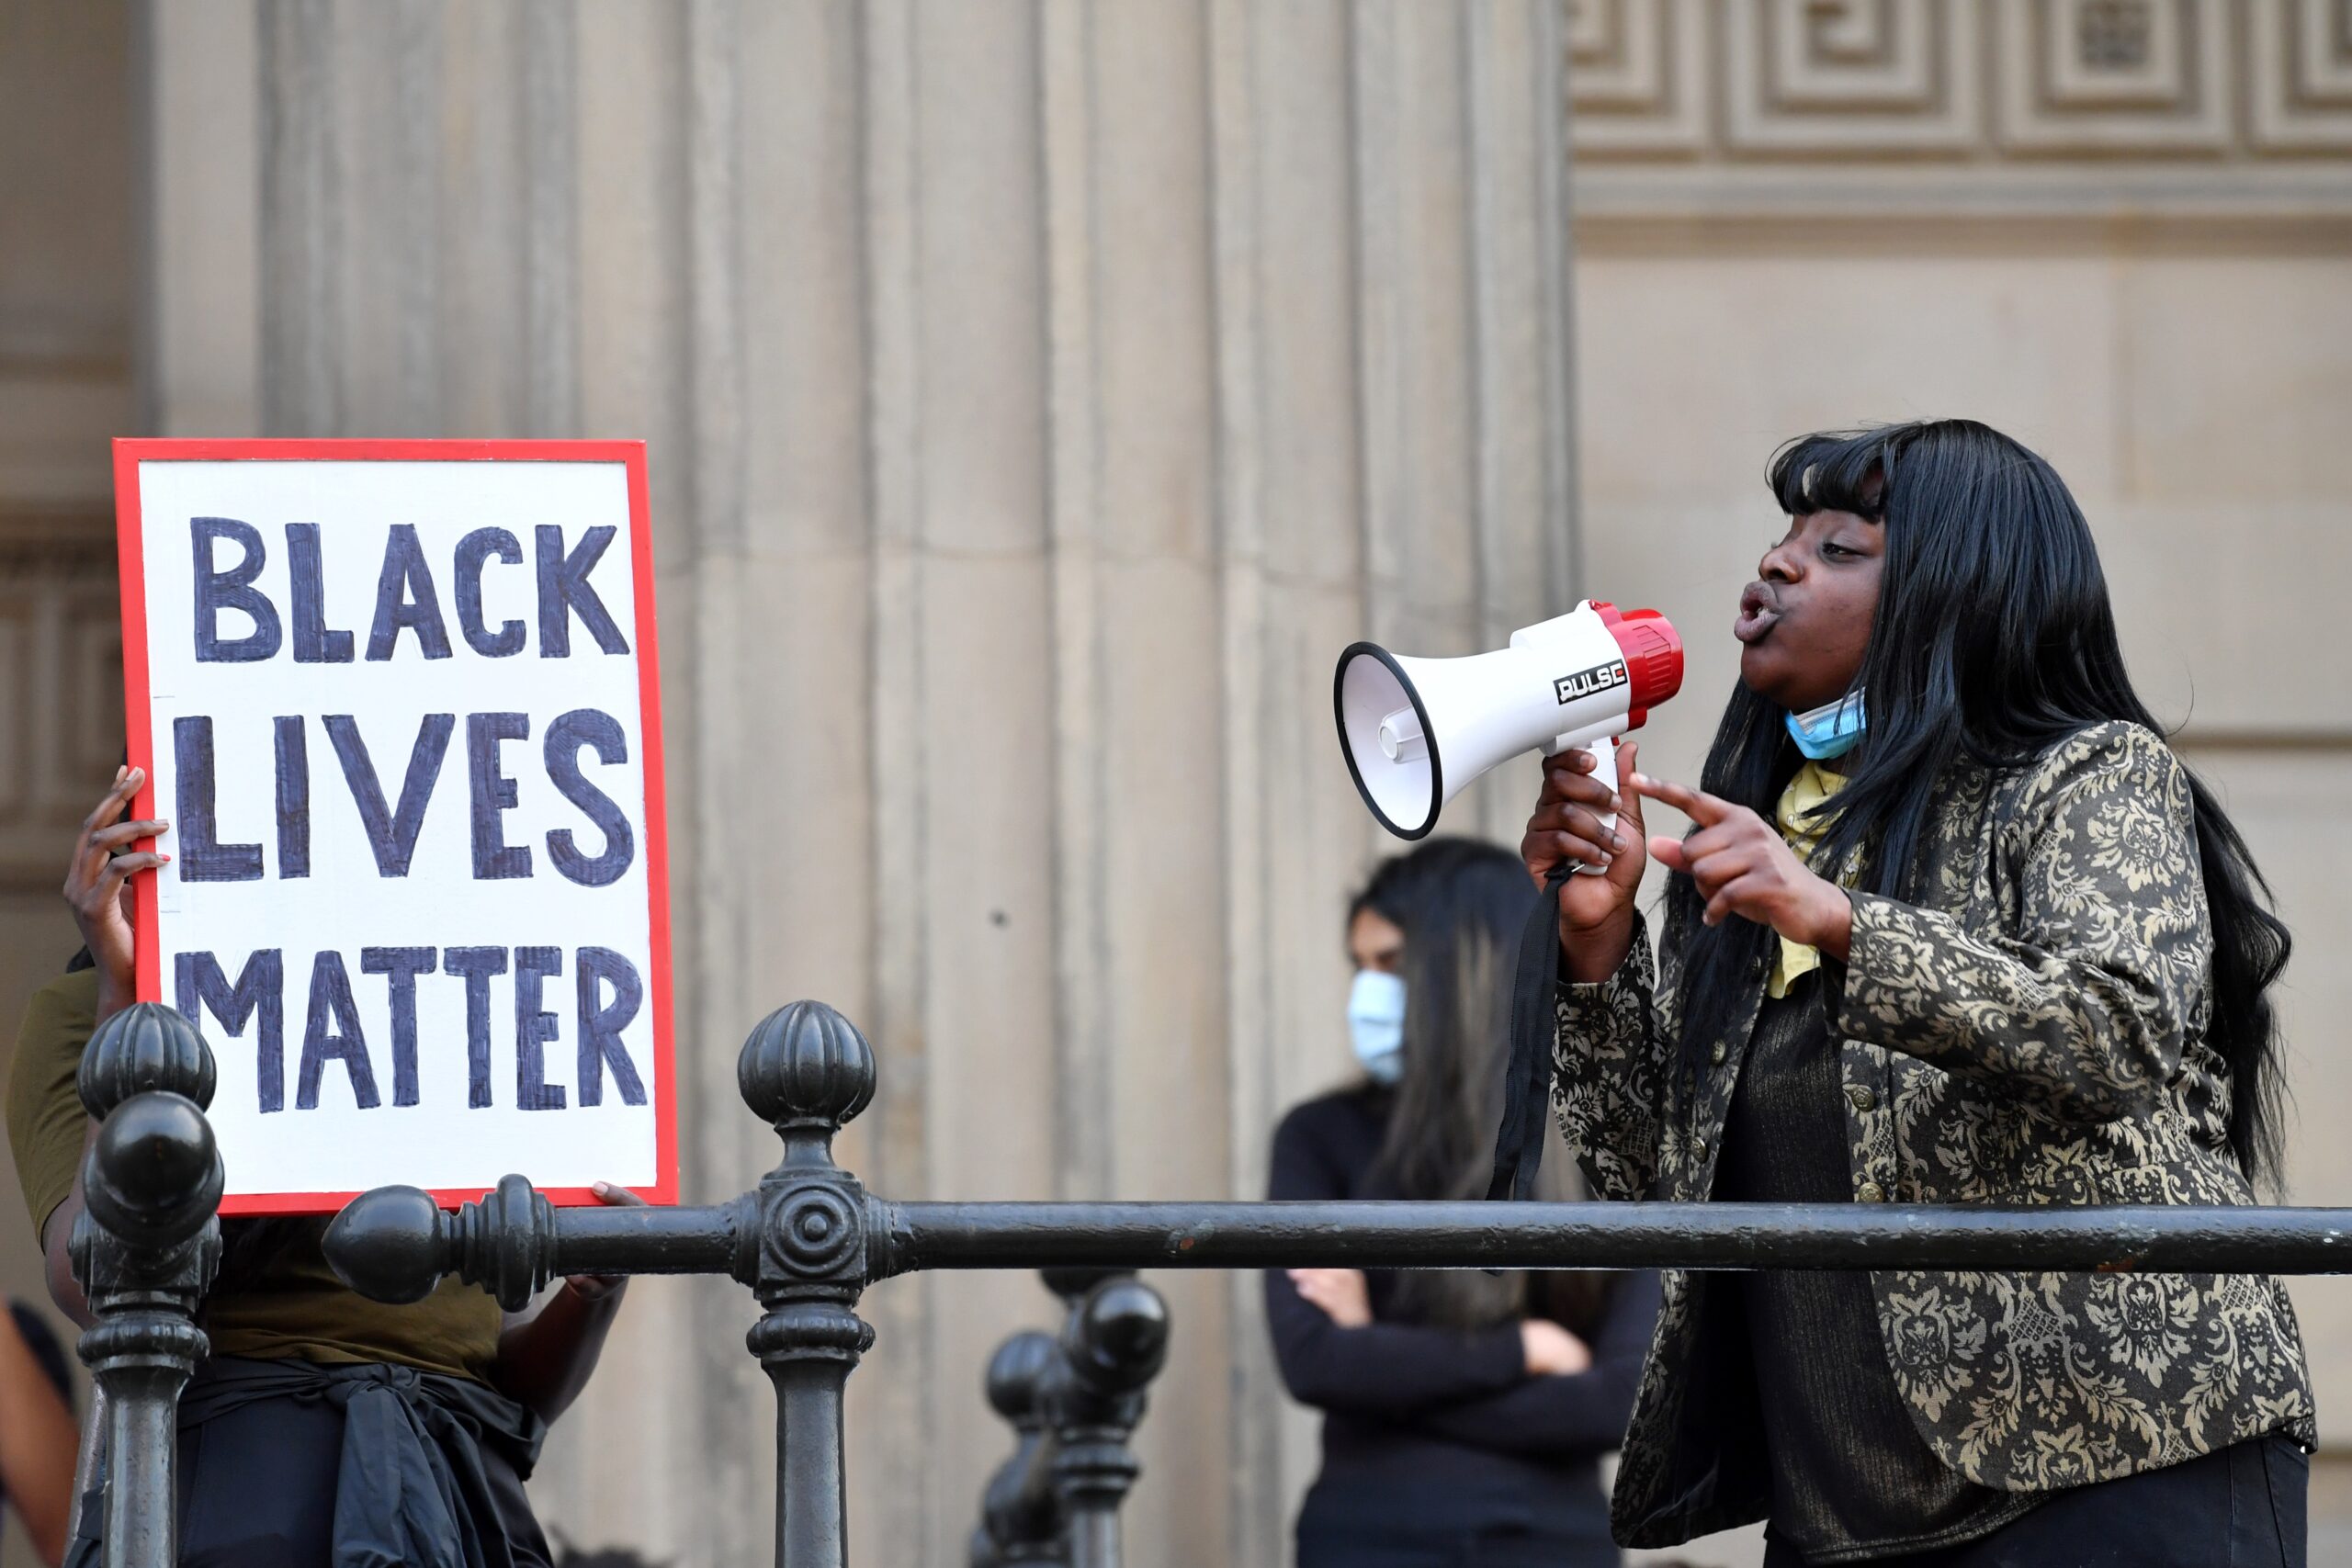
[1550,721,2315,1551]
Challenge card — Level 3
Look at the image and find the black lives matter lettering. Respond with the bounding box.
[1553,660,1628,705]
[174,944,645,1116]
[172,516,648,1116]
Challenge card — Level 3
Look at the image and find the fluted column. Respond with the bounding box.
[136,5,1578,1563]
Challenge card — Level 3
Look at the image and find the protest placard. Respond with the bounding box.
[112,439,675,1213]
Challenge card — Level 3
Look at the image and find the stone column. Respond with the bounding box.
[134,5,1577,1563]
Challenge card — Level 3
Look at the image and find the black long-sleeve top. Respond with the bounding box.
[1264,1088,1661,1540]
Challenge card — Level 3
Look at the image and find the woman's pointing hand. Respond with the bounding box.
[1628,770,1852,962]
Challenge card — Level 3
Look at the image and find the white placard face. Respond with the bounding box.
[118,445,673,1213]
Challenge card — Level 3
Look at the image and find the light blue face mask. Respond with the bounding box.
[1786,691,1867,761]
[1347,969,1407,1085]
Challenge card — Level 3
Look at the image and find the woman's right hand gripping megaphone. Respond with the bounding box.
[1521,739,1647,984]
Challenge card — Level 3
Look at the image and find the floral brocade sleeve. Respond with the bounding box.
[1551,914,1676,1202]
[1832,723,2213,1123]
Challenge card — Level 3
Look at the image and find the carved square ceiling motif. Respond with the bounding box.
[1566,0,2352,214]
[1997,0,2231,152]
[2249,0,2352,150]
[1725,0,1984,153]
[1565,0,1708,153]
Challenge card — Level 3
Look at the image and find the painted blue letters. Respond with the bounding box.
[175,950,285,1113]
[535,525,629,657]
[324,713,455,876]
[174,716,263,881]
[365,524,454,661]
[574,947,647,1107]
[467,713,532,880]
[544,709,634,886]
[274,716,310,878]
[514,946,567,1111]
[454,528,526,657]
[191,518,282,662]
[287,523,354,662]
[361,946,436,1108]
[297,951,379,1111]
[444,946,508,1109]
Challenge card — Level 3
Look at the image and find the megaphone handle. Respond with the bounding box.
[1573,736,1619,878]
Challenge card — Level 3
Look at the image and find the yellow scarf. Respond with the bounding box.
[1766,761,1850,998]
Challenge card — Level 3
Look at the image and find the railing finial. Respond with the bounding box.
[78,999,217,1120]
[71,1002,223,1568]
[738,1000,876,1161]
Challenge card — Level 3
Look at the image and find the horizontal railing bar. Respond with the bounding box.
[542,1201,744,1277]
[877,1201,2352,1276]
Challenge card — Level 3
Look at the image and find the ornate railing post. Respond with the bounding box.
[322,999,884,1568]
[970,1270,1170,1568]
[970,1330,1061,1566]
[737,1000,878,1568]
[69,1003,223,1568]
[1041,1270,1167,1568]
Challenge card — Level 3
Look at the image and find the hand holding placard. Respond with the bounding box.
[66,765,171,1024]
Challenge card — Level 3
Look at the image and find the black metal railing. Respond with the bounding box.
[968,1269,1169,1568]
[71,997,2352,1568]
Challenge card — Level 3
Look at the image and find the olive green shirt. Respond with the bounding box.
[7,969,502,1383]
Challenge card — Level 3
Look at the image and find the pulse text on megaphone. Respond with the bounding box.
[1551,660,1628,706]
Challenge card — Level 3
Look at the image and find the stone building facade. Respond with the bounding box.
[0,5,2346,1567]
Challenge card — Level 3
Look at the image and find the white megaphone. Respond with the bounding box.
[1334,601,1683,846]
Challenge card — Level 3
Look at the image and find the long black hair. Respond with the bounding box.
[1668,420,2291,1183]
[1353,839,1608,1329]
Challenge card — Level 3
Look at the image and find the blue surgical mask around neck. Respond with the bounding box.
[1786,690,1866,761]
[1347,969,1406,1086]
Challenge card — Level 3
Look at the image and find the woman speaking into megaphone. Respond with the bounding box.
[1520,420,2310,1567]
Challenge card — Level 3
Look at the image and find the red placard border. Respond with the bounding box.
[111,438,679,1216]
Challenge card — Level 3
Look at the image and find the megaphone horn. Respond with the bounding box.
[1334,601,1683,843]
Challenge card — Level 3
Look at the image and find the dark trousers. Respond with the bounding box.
[1297,1526,1618,1568]
[1761,1436,2308,1568]
[1295,1483,1621,1568]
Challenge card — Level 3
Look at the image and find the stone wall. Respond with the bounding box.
[0,15,133,1568]
[125,3,1577,1564]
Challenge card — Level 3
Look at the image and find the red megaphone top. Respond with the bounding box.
[1589,602,1683,731]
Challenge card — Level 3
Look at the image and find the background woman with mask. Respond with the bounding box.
[1264,838,1661,1568]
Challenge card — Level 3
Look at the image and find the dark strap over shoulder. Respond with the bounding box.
[1487,863,1572,1201]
